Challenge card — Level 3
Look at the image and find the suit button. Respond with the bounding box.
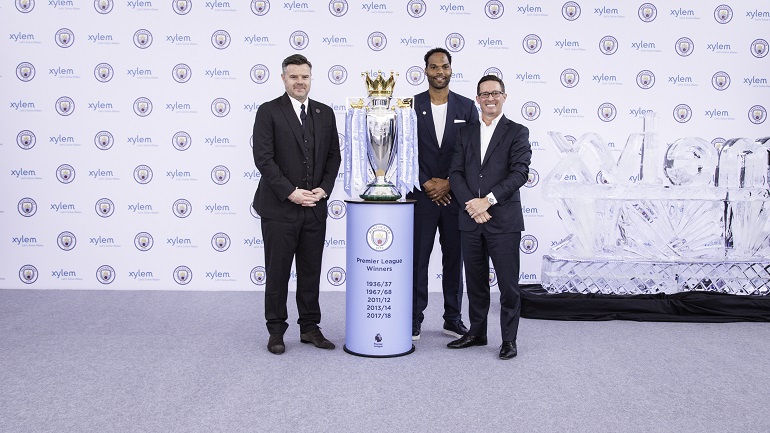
[479,174,483,178]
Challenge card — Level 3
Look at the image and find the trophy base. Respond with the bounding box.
[359,183,402,201]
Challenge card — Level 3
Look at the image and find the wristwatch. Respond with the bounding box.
[486,194,497,206]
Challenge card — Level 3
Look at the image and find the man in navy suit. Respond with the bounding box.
[252,54,341,355]
[408,48,478,341]
[448,75,532,360]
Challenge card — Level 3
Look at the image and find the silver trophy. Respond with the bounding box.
[355,71,410,201]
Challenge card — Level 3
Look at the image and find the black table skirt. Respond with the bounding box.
[520,285,770,322]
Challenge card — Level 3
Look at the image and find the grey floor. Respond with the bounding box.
[2,289,769,433]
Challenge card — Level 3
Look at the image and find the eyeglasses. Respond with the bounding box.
[477,91,505,99]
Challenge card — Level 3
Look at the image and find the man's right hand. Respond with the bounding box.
[423,178,452,206]
[288,188,319,207]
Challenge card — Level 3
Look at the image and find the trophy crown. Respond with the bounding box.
[363,70,397,97]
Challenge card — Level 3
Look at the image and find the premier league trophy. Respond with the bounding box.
[344,71,419,200]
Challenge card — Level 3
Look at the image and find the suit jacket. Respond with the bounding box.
[251,93,341,222]
[449,115,531,233]
[407,90,478,214]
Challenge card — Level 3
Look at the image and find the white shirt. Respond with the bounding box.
[479,112,503,164]
[288,96,308,124]
[431,102,447,147]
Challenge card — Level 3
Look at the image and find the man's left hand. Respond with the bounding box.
[465,197,491,219]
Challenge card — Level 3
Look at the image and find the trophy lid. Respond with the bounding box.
[364,70,397,97]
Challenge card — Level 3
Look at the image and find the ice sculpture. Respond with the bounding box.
[541,113,770,295]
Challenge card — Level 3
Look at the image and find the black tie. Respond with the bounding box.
[300,103,307,130]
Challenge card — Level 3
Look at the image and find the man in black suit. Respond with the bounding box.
[408,48,478,341]
[252,54,341,355]
[448,75,532,360]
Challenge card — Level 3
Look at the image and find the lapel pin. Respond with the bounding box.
[422,111,426,115]
[315,108,320,113]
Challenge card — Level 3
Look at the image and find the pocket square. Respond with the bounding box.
[453,119,466,123]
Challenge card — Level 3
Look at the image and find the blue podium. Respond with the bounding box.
[344,200,415,357]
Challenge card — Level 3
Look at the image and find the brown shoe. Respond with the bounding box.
[300,328,335,350]
[267,334,285,354]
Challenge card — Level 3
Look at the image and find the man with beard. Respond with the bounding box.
[408,48,478,341]
[252,54,342,354]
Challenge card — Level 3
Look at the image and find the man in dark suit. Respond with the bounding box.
[448,75,532,360]
[408,48,478,341]
[252,54,341,355]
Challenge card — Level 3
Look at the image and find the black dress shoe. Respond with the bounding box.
[267,334,285,355]
[499,341,517,359]
[300,328,335,350]
[447,334,487,349]
[442,320,469,338]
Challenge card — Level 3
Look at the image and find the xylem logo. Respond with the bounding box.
[244,237,263,247]
[631,40,657,50]
[167,169,192,179]
[592,73,617,83]
[205,203,231,213]
[323,35,350,46]
[629,108,654,117]
[325,237,346,248]
[517,4,542,15]
[10,32,36,42]
[553,106,580,116]
[205,136,230,145]
[555,39,580,49]
[127,67,153,77]
[10,100,36,110]
[478,37,504,48]
[128,135,153,146]
[89,168,116,179]
[285,1,309,10]
[205,270,233,280]
[743,76,769,87]
[406,0,425,18]
[244,169,261,180]
[706,42,733,53]
[245,34,271,45]
[128,270,155,279]
[519,272,538,281]
[12,234,38,246]
[90,236,115,246]
[704,109,731,119]
[88,33,115,43]
[88,101,114,111]
[746,9,770,20]
[127,1,155,9]
[205,1,233,10]
[594,6,619,16]
[50,202,76,212]
[52,269,78,279]
[669,75,695,85]
[167,236,193,247]
[670,8,695,18]
[11,167,37,178]
[167,34,193,44]
[439,2,466,13]
[205,68,233,78]
[401,36,427,47]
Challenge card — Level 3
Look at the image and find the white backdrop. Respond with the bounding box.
[1,0,767,290]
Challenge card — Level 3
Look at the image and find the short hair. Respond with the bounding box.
[477,74,505,95]
[423,47,452,67]
[282,54,312,73]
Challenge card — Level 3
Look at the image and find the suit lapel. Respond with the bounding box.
[482,115,509,167]
[310,100,324,167]
[469,119,481,167]
[417,93,440,148]
[279,93,304,148]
